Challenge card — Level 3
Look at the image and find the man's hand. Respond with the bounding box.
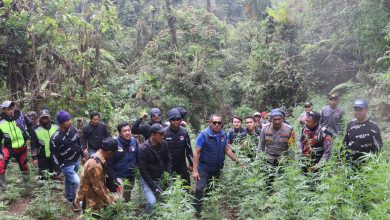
[32,159,38,167]
[187,165,193,172]
[192,170,200,181]
[141,112,148,119]
[309,166,318,172]
[53,174,62,181]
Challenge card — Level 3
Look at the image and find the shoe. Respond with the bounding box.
[73,201,81,212]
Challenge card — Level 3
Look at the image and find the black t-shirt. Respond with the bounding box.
[343,118,382,160]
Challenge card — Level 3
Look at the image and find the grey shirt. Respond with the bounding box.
[320,105,344,136]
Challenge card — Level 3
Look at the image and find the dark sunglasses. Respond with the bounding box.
[170,118,181,121]
[212,121,223,125]
[304,105,311,108]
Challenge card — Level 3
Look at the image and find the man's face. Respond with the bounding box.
[306,116,318,130]
[271,116,283,129]
[3,107,14,118]
[209,115,223,133]
[232,118,241,129]
[151,114,161,123]
[169,117,181,129]
[304,105,312,112]
[91,115,100,126]
[151,132,165,144]
[254,115,261,123]
[328,98,339,108]
[354,107,368,122]
[119,125,132,141]
[245,118,255,132]
[62,120,72,130]
[40,116,51,126]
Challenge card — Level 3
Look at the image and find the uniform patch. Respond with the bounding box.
[180,136,185,141]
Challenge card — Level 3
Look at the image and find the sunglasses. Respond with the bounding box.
[304,105,311,108]
[212,121,223,125]
[170,118,181,121]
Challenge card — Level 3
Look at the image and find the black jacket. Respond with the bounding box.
[81,122,110,150]
[50,126,82,175]
[131,118,166,140]
[137,139,172,191]
[164,126,193,166]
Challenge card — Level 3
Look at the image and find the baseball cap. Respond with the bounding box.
[101,137,118,152]
[353,99,368,108]
[1,101,15,109]
[328,94,339,99]
[253,112,261,117]
[39,109,51,118]
[150,123,165,133]
[269,109,283,117]
[150,108,162,116]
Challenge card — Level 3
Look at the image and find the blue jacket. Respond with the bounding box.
[111,136,138,179]
[196,127,227,173]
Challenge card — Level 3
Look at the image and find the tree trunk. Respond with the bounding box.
[165,0,177,48]
[206,0,211,12]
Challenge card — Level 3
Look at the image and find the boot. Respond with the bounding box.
[0,174,6,191]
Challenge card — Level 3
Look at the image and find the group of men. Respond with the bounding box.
[0,93,383,218]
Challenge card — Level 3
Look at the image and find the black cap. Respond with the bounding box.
[175,106,187,119]
[167,108,181,121]
[353,99,368,108]
[150,123,165,133]
[39,109,51,118]
[101,137,118,152]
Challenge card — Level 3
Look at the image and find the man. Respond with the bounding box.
[74,137,118,211]
[164,108,193,188]
[82,111,110,157]
[132,107,166,141]
[298,102,313,126]
[227,116,246,145]
[31,109,59,179]
[137,123,172,214]
[0,101,33,190]
[343,100,382,163]
[51,110,82,203]
[258,109,295,164]
[253,112,263,129]
[175,106,188,127]
[110,122,138,202]
[192,114,242,216]
[240,116,261,161]
[320,94,344,136]
[297,111,332,172]
[258,109,295,191]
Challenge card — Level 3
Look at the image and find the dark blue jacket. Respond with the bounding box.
[198,127,227,173]
[111,136,138,179]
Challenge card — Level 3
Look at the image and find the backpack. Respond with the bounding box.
[90,155,118,193]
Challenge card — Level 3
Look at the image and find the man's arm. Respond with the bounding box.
[30,128,39,163]
[314,135,332,169]
[257,127,266,152]
[372,124,383,152]
[50,136,62,176]
[185,132,193,167]
[192,147,201,181]
[225,147,239,163]
[131,117,147,135]
[0,131,4,160]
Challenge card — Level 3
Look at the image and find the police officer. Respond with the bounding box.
[31,109,59,179]
[0,101,33,190]
[164,108,193,187]
[132,108,166,141]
